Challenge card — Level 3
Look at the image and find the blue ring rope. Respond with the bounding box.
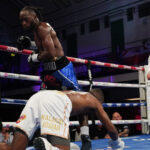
[1,98,146,107]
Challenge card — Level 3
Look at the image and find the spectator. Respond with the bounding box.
[90,124,106,140]
[74,126,81,141]
[134,108,142,134]
[2,126,14,144]
[70,126,81,142]
[105,112,129,138]
[147,55,150,80]
[0,121,4,143]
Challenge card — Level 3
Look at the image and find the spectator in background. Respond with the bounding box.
[2,127,10,143]
[1,126,14,144]
[147,55,150,80]
[105,112,129,138]
[134,108,142,134]
[71,126,81,142]
[7,126,14,144]
[0,121,4,143]
[89,124,106,140]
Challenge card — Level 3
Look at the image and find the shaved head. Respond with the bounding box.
[89,88,104,103]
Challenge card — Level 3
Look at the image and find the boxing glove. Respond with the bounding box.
[16,36,31,50]
[109,138,125,150]
[28,52,39,63]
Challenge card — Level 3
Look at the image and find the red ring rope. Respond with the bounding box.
[0,45,144,71]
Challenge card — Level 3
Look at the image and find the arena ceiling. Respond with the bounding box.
[0,0,106,28]
[0,0,87,28]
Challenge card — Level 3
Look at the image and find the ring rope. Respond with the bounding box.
[0,72,146,88]
[0,45,144,71]
[78,80,146,88]
[2,119,148,127]
[0,45,148,133]
[102,102,146,107]
[70,119,148,126]
[0,72,41,81]
[1,98,146,107]
[1,98,27,105]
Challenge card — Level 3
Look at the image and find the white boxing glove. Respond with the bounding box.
[109,138,125,150]
[28,53,39,63]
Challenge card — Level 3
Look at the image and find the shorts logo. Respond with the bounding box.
[16,114,26,124]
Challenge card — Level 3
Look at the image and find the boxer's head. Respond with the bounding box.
[89,88,104,103]
[19,6,42,30]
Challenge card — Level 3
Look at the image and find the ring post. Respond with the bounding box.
[145,65,150,134]
[87,60,93,91]
[139,66,149,134]
[0,79,1,103]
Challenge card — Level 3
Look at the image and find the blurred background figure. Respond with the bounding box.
[1,125,14,144]
[134,108,142,135]
[0,120,4,143]
[74,126,81,141]
[105,112,129,138]
[70,126,81,142]
[90,124,106,140]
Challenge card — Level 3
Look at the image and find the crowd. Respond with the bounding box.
[0,121,14,144]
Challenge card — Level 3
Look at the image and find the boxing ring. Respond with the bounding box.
[74,134,150,150]
[25,134,150,150]
[0,45,150,150]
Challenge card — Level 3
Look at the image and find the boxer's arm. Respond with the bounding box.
[96,104,125,149]
[95,103,118,140]
[11,130,29,150]
[69,93,118,140]
[37,26,56,61]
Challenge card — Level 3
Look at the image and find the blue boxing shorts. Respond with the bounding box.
[41,56,80,91]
